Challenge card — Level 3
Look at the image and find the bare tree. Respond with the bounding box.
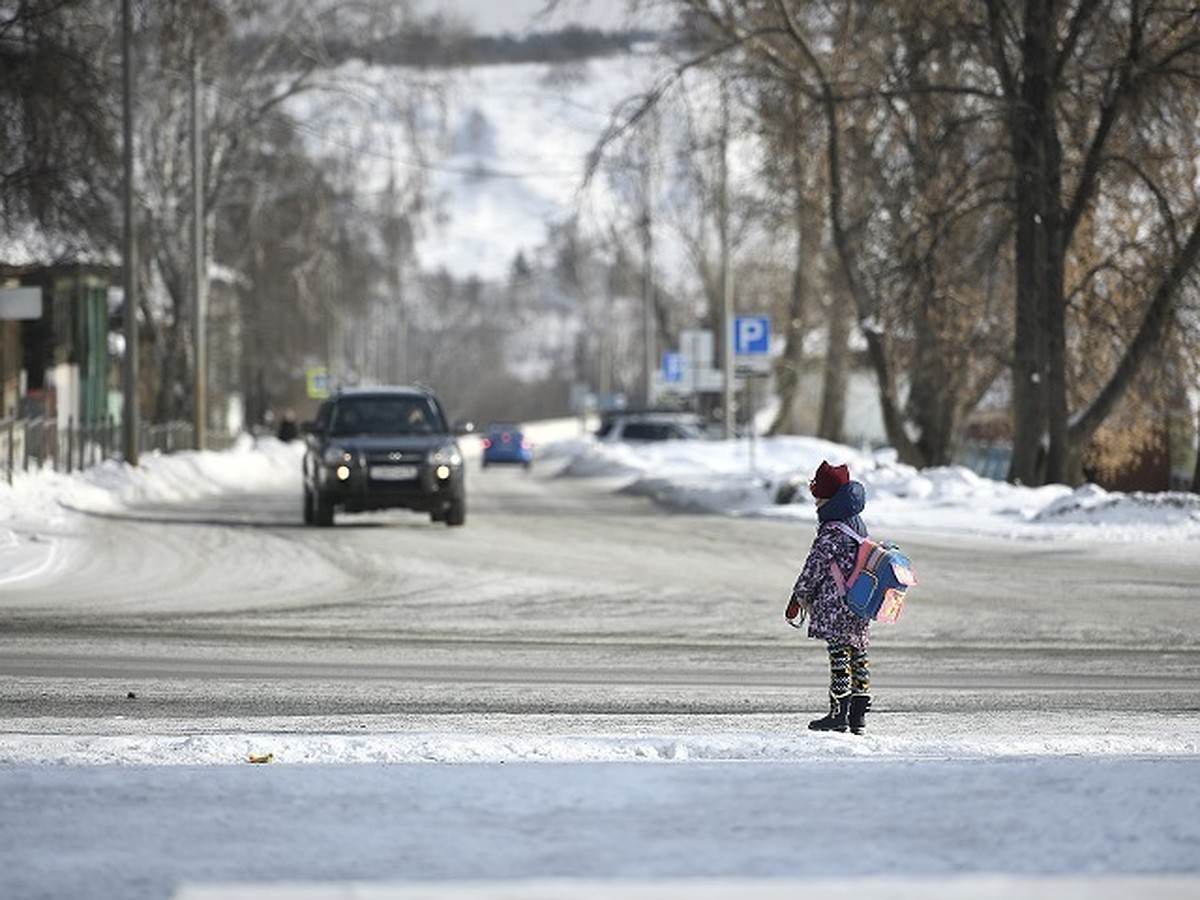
[123,0,416,424]
[662,2,1010,464]
[0,1,117,246]
[651,0,1200,482]
[980,0,1200,484]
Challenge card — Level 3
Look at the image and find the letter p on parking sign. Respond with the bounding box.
[734,315,770,355]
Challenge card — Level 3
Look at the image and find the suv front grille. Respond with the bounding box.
[365,449,424,466]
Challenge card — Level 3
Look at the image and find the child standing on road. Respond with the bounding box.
[785,460,873,734]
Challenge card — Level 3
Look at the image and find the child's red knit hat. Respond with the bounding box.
[809,460,850,499]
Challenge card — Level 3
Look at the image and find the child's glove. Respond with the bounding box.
[782,595,811,628]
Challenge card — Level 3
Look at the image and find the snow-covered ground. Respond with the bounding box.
[2,421,1199,900]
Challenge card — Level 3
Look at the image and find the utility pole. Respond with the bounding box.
[191,50,207,450]
[121,0,139,465]
[641,120,656,408]
[641,207,654,407]
[719,80,735,440]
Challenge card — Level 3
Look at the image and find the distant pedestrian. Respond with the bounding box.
[784,460,873,734]
[277,409,299,443]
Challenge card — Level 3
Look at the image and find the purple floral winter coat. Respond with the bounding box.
[789,480,871,650]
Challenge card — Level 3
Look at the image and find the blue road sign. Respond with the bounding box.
[663,351,684,383]
[734,315,770,355]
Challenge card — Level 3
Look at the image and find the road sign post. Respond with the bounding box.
[733,315,771,472]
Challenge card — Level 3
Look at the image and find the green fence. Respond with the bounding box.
[1,417,236,485]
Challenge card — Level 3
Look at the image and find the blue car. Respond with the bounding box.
[481,423,533,470]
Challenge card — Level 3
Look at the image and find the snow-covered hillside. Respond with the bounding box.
[289,48,673,282]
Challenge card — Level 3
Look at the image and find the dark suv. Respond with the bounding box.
[301,386,466,527]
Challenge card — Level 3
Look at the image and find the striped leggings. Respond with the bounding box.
[827,642,870,698]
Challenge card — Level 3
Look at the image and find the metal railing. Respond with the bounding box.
[1,416,234,484]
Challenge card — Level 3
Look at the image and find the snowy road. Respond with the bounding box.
[2,445,1200,899]
[2,458,1198,724]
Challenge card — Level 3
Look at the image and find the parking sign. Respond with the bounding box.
[734,315,770,355]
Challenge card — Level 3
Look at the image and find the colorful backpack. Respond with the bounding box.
[829,522,917,623]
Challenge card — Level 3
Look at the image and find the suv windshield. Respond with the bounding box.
[329,396,445,436]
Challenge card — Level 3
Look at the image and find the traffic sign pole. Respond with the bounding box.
[733,314,771,471]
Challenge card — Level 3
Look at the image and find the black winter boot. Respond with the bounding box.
[848,694,871,735]
[808,694,849,732]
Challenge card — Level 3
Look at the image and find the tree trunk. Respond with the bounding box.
[815,75,918,463]
[769,137,809,436]
[1007,0,1060,486]
[818,292,851,443]
[907,293,959,468]
[768,248,806,435]
[1192,406,1200,494]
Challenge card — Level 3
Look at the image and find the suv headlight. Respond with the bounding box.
[428,442,463,480]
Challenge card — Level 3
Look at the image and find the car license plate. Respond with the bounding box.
[371,464,418,481]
